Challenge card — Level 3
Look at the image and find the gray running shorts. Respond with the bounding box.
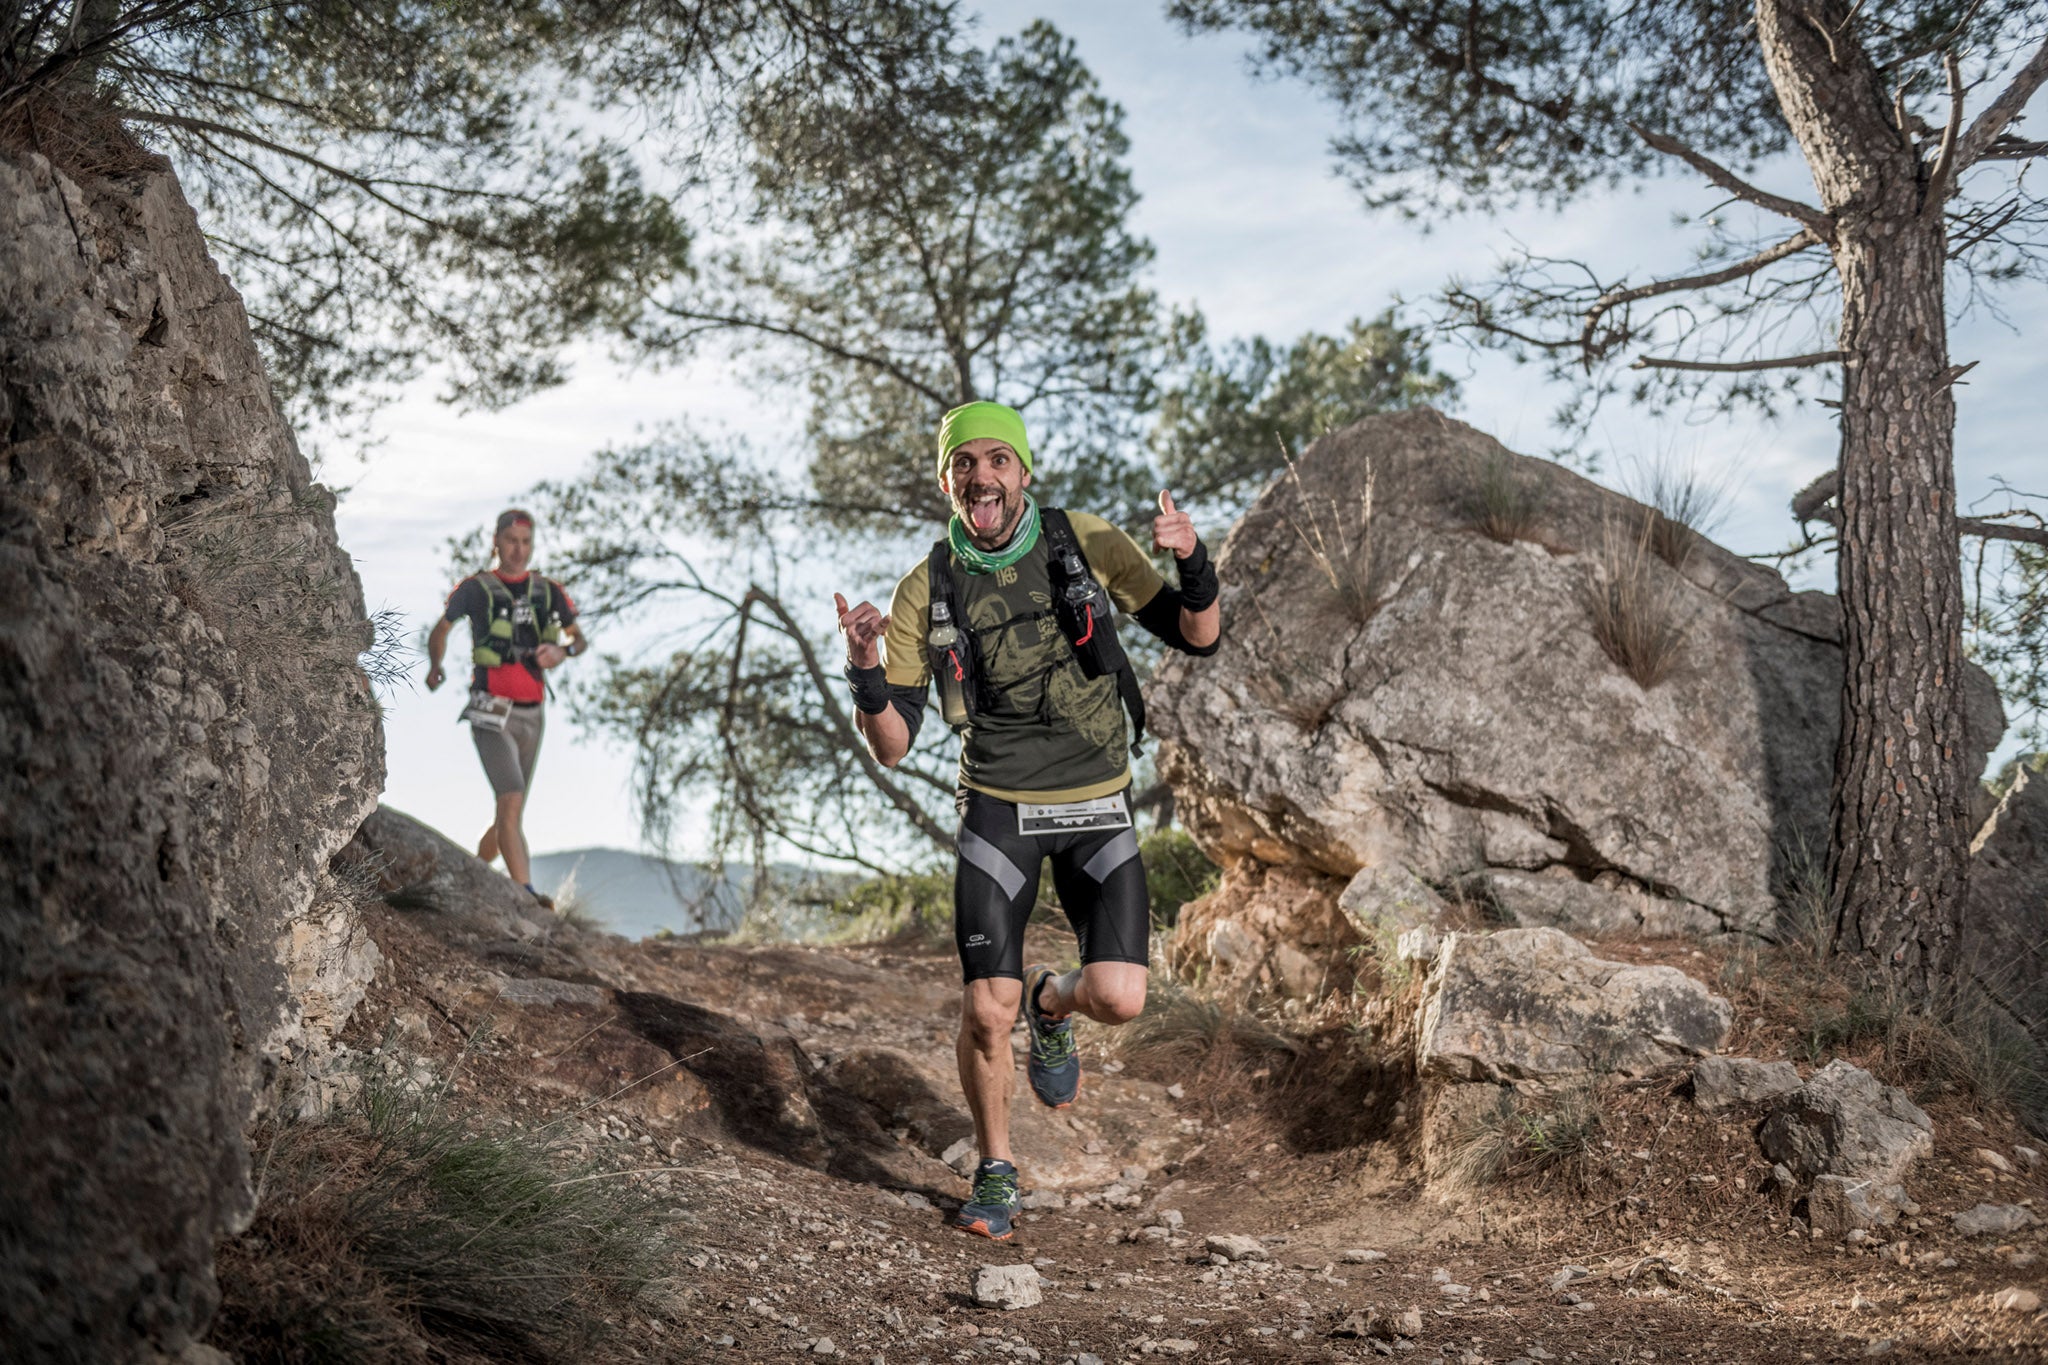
[473,703,545,797]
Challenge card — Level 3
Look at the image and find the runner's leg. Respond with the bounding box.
[477,827,500,864]
[495,791,530,885]
[953,790,1043,1162]
[1040,807,1149,1025]
[957,977,1024,1162]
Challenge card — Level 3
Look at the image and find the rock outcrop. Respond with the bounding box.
[1757,1059,1935,1234]
[1416,928,1732,1084]
[1,144,382,1361]
[1967,768,2048,1060]
[1152,409,2003,970]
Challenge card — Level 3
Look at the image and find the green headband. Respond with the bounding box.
[936,401,1032,484]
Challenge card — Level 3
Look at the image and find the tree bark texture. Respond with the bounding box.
[1755,0,1970,994]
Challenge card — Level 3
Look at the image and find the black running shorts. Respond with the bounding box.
[953,787,1150,983]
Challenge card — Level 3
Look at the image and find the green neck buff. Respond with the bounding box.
[948,494,1042,575]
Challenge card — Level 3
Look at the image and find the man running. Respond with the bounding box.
[835,401,1221,1240]
[425,508,587,907]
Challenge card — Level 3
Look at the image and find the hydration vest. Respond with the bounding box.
[925,507,1147,755]
[469,572,564,677]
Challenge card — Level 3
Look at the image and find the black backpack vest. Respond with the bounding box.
[925,507,1146,756]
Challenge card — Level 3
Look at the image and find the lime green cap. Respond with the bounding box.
[937,401,1032,484]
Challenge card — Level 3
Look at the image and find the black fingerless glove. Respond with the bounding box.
[846,662,889,715]
[1176,538,1218,612]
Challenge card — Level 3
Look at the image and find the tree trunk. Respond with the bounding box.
[1755,0,1971,996]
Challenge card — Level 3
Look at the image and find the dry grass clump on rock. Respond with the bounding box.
[1467,450,1544,544]
[1623,455,1732,569]
[211,1054,681,1363]
[1584,510,1695,688]
[1281,453,1386,624]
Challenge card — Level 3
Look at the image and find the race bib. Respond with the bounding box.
[461,690,514,731]
[1016,794,1132,836]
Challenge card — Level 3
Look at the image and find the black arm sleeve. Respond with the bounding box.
[1131,584,1221,657]
[887,684,930,747]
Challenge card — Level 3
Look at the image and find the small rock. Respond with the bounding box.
[1121,1165,1150,1185]
[1808,1175,1906,1237]
[941,1136,977,1168]
[1991,1287,2041,1313]
[1439,1282,1471,1298]
[1341,1248,1387,1264]
[1083,1138,1106,1155]
[1691,1056,1801,1116]
[901,1191,934,1211]
[1166,1083,1185,1100]
[1158,1208,1184,1228]
[820,1011,857,1029]
[1204,1234,1268,1262]
[1078,1356,1104,1365]
[2015,1144,2041,1169]
[1333,1309,1391,1339]
[1395,1308,1424,1336]
[1952,1204,2038,1237]
[1850,1292,1878,1312]
[1545,1266,1590,1292]
[973,1264,1042,1311]
[1019,1190,1066,1212]
[810,1338,838,1356]
[1430,1267,1452,1283]
[1150,1340,1197,1355]
[1975,1147,2015,1174]
[2007,1251,2039,1268]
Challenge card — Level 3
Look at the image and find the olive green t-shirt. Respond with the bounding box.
[883,510,1166,803]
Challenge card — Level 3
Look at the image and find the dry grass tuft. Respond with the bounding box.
[0,85,165,182]
[1281,452,1385,624]
[1584,510,1695,688]
[211,1054,680,1363]
[1623,457,1732,569]
[1468,450,1544,544]
[1440,1081,1608,1192]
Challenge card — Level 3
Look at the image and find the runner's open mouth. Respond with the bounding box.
[968,491,1005,534]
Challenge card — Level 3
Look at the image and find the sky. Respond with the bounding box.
[330,2,2048,860]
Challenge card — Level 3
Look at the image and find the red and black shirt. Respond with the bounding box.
[441,571,578,703]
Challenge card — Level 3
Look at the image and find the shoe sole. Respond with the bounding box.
[954,1218,1014,1241]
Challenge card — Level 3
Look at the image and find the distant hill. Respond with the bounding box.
[527,847,852,939]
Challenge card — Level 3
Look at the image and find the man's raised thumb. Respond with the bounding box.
[833,591,850,617]
[1158,489,1177,516]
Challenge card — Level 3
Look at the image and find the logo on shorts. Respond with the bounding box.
[965,934,989,948]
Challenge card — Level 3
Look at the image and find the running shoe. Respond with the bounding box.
[1022,964,1081,1108]
[953,1157,1020,1240]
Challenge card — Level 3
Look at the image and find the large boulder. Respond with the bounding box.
[1152,409,2003,944]
[1415,928,1732,1083]
[1758,1059,1934,1188]
[0,145,383,1360]
[1967,767,2048,1060]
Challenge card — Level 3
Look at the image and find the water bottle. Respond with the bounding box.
[928,600,971,726]
[1054,546,1127,679]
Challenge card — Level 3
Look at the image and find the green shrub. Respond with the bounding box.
[1141,828,1220,929]
[827,866,955,942]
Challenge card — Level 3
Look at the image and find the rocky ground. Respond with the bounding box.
[252,810,2048,1365]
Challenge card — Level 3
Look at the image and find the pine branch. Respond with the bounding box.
[1630,350,1842,373]
[1954,33,2048,174]
[1630,123,1834,236]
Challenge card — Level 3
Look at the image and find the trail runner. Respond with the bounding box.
[425,508,587,908]
[835,401,1221,1240]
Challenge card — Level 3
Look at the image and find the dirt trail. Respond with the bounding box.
[340,885,2048,1364]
